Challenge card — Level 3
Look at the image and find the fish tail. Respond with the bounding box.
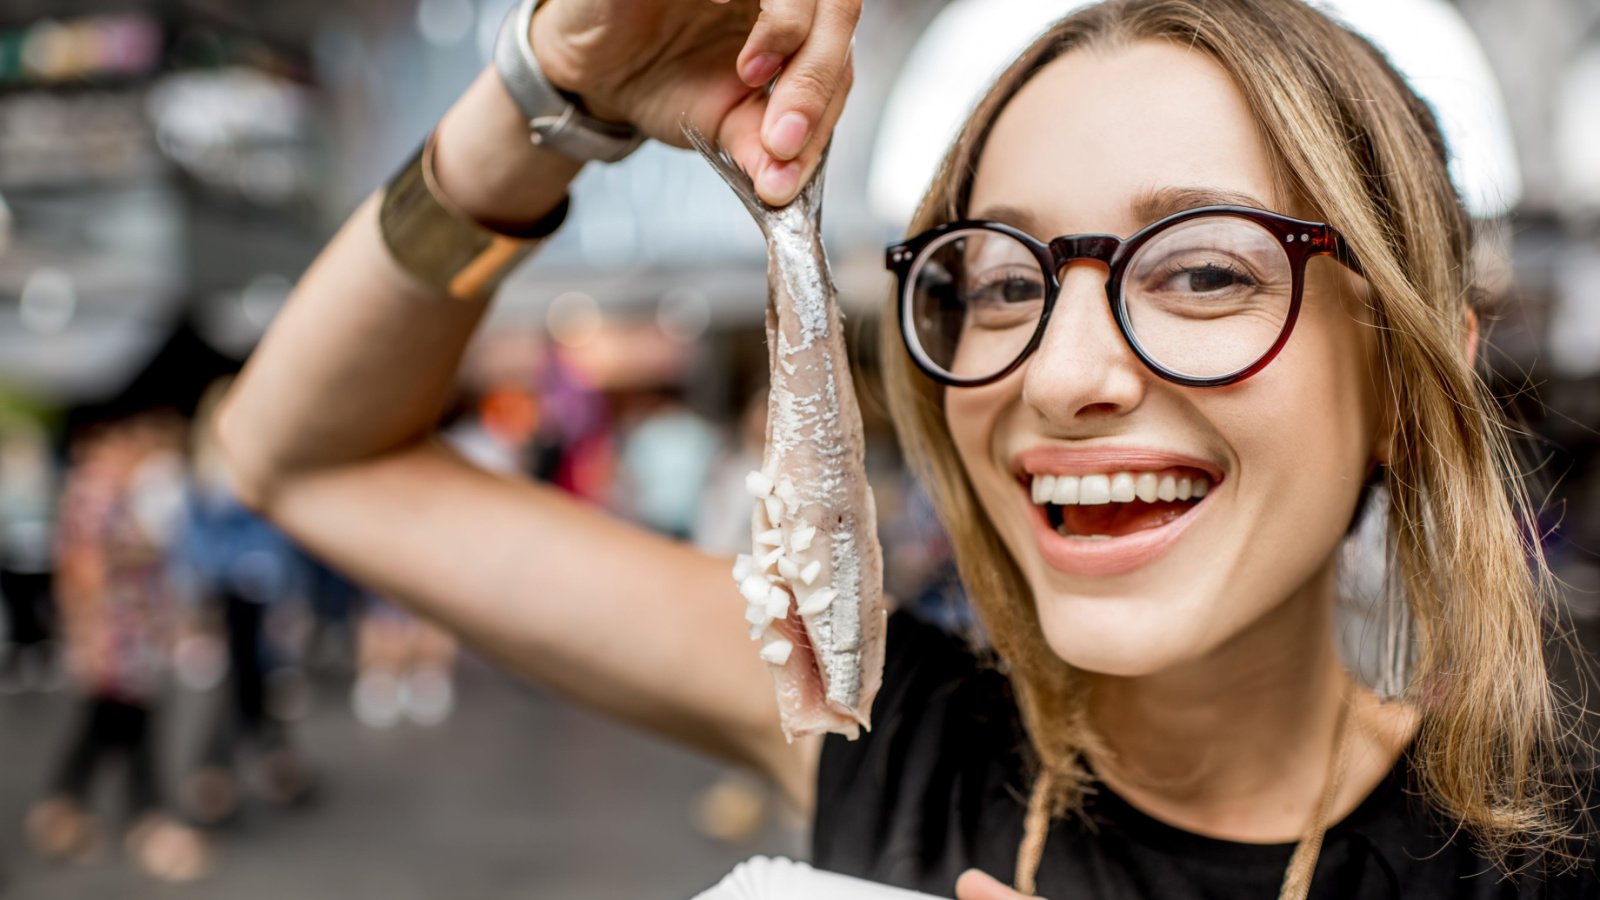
[794,146,827,230]
[682,122,769,230]
[682,120,827,233]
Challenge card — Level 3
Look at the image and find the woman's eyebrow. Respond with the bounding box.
[969,203,1042,233]
[1131,185,1271,223]
[972,187,1273,238]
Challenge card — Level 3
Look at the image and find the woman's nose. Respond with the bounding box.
[1019,265,1148,423]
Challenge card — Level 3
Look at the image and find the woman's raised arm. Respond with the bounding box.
[216,0,858,809]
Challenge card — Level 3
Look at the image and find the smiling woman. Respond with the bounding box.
[215,0,1592,897]
[871,0,1590,895]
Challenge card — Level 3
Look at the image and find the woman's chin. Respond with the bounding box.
[1032,590,1211,678]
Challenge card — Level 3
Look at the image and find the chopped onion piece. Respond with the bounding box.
[745,600,769,626]
[759,638,794,665]
[789,522,816,552]
[765,589,791,620]
[744,470,775,498]
[732,554,756,582]
[739,574,771,604]
[797,587,837,616]
[776,479,800,514]
[759,546,784,570]
[800,560,823,586]
[777,555,801,582]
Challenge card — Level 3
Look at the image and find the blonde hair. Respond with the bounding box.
[880,0,1584,885]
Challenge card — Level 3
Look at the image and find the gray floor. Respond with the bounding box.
[0,660,804,900]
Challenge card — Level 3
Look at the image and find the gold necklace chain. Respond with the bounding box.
[1276,683,1354,900]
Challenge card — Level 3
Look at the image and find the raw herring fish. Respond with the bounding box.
[686,125,886,740]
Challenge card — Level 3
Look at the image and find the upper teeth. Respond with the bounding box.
[1029,471,1211,506]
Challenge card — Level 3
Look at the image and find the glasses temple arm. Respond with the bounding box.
[1328,233,1364,277]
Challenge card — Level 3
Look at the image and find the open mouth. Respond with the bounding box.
[1029,468,1212,540]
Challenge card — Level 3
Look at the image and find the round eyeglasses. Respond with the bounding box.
[885,205,1363,388]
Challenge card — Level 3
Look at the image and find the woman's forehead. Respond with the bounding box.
[970,39,1289,236]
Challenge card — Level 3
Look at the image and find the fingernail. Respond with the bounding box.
[766,112,809,160]
[741,53,781,87]
[759,159,801,204]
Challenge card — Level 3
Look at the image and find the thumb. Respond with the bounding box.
[955,868,1042,900]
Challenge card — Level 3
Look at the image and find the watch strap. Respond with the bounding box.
[494,0,644,163]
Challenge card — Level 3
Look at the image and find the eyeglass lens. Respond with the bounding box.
[907,215,1296,382]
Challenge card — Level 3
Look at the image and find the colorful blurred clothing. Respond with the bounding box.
[53,439,183,703]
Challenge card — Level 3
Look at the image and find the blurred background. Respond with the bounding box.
[0,0,1596,896]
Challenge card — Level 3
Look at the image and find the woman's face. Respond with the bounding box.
[947,39,1382,677]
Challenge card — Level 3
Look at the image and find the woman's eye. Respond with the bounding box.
[966,273,1045,306]
[1162,263,1256,294]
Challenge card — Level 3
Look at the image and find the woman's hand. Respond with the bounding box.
[956,869,1044,900]
[527,0,857,204]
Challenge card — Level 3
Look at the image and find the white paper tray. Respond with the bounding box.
[693,856,944,899]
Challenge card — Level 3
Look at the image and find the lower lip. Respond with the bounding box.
[1025,487,1210,577]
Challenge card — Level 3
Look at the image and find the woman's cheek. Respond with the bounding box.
[945,386,1035,553]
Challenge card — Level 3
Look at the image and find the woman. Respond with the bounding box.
[176,380,317,822]
[29,418,211,882]
[218,0,1594,896]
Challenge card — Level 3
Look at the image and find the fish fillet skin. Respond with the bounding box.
[687,126,886,741]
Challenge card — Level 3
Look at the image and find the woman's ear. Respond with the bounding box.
[1462,305,1480,372]
[1370,343,1397,470]
[1372,404,1395,469]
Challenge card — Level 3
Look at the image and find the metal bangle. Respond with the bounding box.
[378,130,570,302]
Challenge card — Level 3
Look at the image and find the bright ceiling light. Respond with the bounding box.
[868,0,1087,226]
[1315,0,1521,218]
[1554,45,1600,210]
[869,0,1521,225]
[19,267,76,336]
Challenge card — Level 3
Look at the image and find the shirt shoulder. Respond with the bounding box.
[1323,749,1600,899]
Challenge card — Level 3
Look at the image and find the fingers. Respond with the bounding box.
[754,0,859,162]
[955,869,1042,900]
[757,51,849,203]
[736,0,818,88]
[715,95,777,192]
[711,0,858,205]
[715,45,850,205]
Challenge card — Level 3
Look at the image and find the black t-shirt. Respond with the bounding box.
[813,609,1599,899]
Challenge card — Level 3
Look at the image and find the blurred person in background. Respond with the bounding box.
[174,380,317,826]
[449,383,541,476]
[694,388,770,558]
[350,595,458,729]
[0,417,61,693]
[688,387,781,844]
[614,388,721,540]
[298,551,364,674]
[26,415,210,883]
[532,348,615,500]
[216,0,1599,898]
